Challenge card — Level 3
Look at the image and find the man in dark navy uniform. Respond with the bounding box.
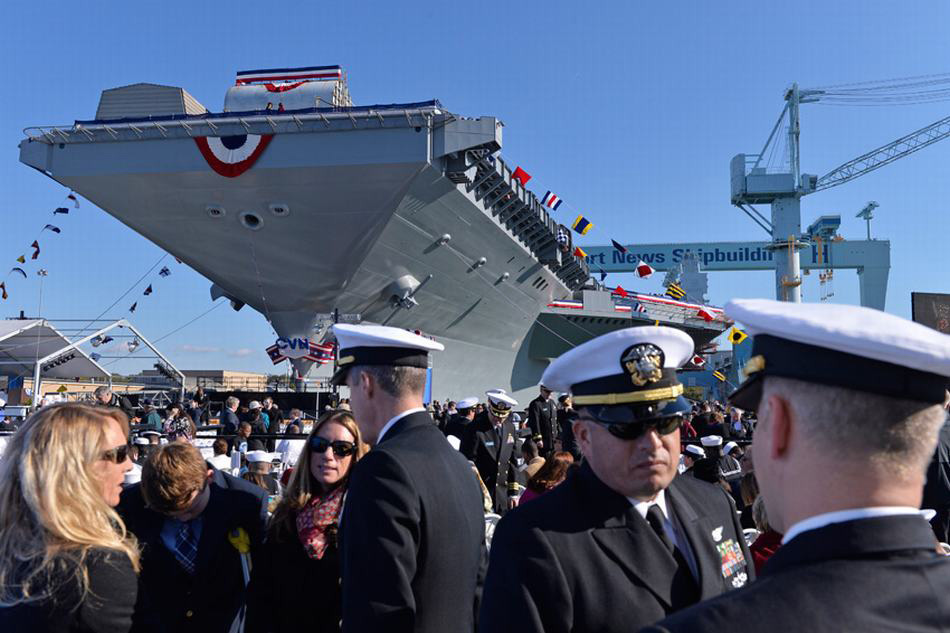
[460,389,524,514]
[479,326,753,633]
[641,299,950,633]
[333,324,486,633]
[527,385,557,455]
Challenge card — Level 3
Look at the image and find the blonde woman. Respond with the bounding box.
[245,410,367,633]
[0,403,139,632]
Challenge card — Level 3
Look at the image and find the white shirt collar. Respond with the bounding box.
[782,506,920,545]
[629,489,669,520]
[377,407,427,444]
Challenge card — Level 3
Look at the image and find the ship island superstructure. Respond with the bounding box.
[19,65,728,401]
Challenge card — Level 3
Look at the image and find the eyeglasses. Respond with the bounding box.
[100,443,131,464]
[579,415,682,441]
[309,436,356,458]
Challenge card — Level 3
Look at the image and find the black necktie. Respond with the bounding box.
[645,504,675,554]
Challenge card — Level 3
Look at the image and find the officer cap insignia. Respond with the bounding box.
[620,343,664,387]
[711,526,723,542]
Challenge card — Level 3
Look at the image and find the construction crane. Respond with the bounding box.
[731,75,950,302]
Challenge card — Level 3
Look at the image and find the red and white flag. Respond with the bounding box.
[697,307,715,322]
[691,354,706,367]
[636,260,655,278]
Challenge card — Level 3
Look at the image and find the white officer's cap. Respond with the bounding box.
[331,324,444,386]
[726,299,950,409]
[684,445,706,458]
[701,435,723,447]
[457,396,479,409]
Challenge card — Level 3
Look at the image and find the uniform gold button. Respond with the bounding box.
[186,610,194,618]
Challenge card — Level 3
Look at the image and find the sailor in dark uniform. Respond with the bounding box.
[680,444,705,476]
[640,298,950,633]
[460,390,524,514]
[527,385,558,455]
[479,326,753,633]
[331,324,486,633]
[443,396,478,441]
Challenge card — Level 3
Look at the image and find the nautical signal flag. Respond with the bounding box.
[143,285,153,296]
[598,268,607,282]
[159,267,171,277]
[691,354,706,367]
[129,302,137,313]
[611,240,628,254]
[697,307,715,322]
[67,193,79,208]
[573,246,588,258]
[572,215,593,235]
[43,224,61,234]
[713,370,727,382]
[10,268,26,279]
[541,191,563,210]
[15,255,25,264]
[512,166,531,187]
[634,302,647,313]
[665,282,686,300]
[728,327,748,345]
[614,285,628,298]
[54,207,69,215]
[30,241,40,260]
[636,261,655,278]
[0,283,6,300]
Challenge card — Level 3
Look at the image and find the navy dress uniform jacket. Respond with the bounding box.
[340,411,488,633]
[479,462,753,633]
[117,468,268,633]
[527,396,558,452]
[640,515,950,633]
[459,412,523,514]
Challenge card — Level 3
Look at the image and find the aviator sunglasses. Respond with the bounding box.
[100,443,131,464]
[579,415,682,441]
[309,436,356,458]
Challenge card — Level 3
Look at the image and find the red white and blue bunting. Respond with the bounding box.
[194,134,273,178]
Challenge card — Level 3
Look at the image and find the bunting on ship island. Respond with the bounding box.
[541,191,563,210]
[194,134,274,178]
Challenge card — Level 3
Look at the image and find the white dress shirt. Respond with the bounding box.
[782,506,920,545]
[377,407,427,444]
[629,490,699,579]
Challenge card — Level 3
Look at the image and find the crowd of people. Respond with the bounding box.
[0,299,949,632]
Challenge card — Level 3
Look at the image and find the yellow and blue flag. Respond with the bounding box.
[572,215,593,235]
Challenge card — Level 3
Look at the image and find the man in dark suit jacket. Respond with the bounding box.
[480,327,753,633]
[220,395,241,436]
[460,391,524,515]
[527,385,557,455]
[332,324,487,633]
[444,396,478,440]
[641,298,950,633]
[118,443,268,633]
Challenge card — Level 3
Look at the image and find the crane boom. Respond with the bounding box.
[815,113,950,191]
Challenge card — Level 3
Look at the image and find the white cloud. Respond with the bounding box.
[228,348,255,358]
[180,344,221,354]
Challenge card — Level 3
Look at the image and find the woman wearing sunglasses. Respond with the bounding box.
[0,403,140,632]
[245,409,367,633]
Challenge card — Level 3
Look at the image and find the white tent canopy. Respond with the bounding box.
[0,319,110,380]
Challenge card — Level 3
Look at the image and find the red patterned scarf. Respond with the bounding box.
[296,486,344,559]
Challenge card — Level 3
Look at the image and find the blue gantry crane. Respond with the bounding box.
[730,76,950,302]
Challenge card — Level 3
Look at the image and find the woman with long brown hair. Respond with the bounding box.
[245,409,367,633]
[520,451,576,504]
[0,403,140,632]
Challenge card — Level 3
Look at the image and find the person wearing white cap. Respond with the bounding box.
[459,389,525,514]
[681,444,706,476]
[641,299,950,633]
[527,384,557,456]
[242,450,280,495]
[480,327,753,633]
[330,324,487,633]
[443,396,478,441]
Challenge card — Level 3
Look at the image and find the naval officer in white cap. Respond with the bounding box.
[459,389,525,514]
[479,326,753,633]
[331,324,486,633]
[641,299,950,633]
[443,396,479,441]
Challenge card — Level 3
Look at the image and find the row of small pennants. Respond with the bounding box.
[511,165,697,300]
[0,193,79,300]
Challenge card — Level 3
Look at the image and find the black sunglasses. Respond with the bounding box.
[580,416,682,441]
[100,443,131,464]
[309,436,356,458]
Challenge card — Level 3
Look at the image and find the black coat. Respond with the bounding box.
[340,411,487,633]
[221,409,241,436]
[479,462,753,633]
[557,408,580,459]
[527,395,558,453]
[459,412,523,514]
[0,548,137,633]
[117,468,268,633]
[640,514,950,633]
[245,520,342,633]
[443,412,474,440]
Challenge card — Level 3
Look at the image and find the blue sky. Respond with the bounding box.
[2,1,948,375]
